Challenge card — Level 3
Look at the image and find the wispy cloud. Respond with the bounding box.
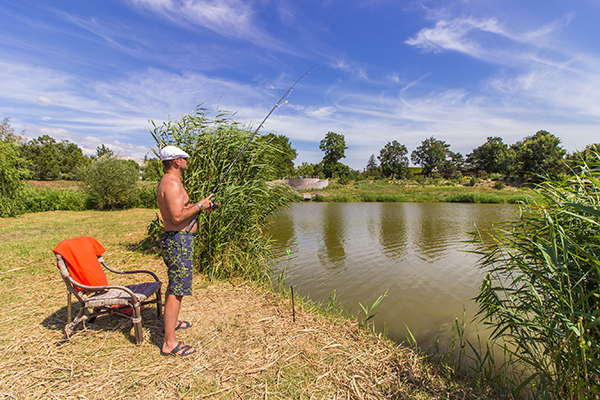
[127,0,289,52]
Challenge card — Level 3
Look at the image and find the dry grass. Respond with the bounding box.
[0,209,500,399]
[26,180,81,190]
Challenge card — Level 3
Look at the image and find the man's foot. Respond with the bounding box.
[160,341,196,357]
[176,320,193,330]
[162,320,193,334]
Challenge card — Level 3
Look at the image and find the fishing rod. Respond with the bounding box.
[185,64,320,233]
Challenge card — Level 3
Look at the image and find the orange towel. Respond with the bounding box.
[53,236,108,289]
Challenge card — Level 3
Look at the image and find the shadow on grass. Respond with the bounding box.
[41,304,165,347]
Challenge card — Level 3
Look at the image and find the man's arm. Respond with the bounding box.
[161,180,200,226]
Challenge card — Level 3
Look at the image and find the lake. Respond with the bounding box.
[267,202,517,348]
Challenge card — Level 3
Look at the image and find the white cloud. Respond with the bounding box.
[37,96,53,106]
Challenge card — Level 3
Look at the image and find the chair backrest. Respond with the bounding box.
[53,236,108,289]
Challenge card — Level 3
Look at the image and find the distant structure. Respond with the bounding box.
[274,177,329,190]
[115,155,144,167]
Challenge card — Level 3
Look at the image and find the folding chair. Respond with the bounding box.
[53,236,163,344]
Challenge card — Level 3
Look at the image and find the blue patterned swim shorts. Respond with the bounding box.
[161,231,196,296]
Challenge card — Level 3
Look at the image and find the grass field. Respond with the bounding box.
[0,209,505,399]
[304,179,536,204]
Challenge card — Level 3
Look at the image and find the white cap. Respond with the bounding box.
[159,145,190,161]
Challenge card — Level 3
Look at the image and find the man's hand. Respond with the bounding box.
[197,194,214,212]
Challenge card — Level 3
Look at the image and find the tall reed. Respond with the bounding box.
[472,151,600,398]
[150,105,295,282]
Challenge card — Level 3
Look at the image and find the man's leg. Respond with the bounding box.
[162,293,190,353]
[161,232,196,356]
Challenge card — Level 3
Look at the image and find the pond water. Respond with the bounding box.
[267,202,517,348]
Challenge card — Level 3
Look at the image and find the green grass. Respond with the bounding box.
[305,180,537,204]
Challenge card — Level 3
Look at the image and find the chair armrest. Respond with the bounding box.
[67,276,139,302]
[98,257,160,282]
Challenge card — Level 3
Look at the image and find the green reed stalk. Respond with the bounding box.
[149,105,295,282]
[472,150,600,398]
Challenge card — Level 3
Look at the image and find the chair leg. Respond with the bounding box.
[156,289,163,318]
[132,305,144,345]
[67,293,72,324]
[88,308,100,324]
[65,306,86,338]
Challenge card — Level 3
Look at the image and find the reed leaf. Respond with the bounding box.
[472,150,600,398]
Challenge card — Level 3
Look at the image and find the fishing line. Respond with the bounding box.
[185,64,321,233]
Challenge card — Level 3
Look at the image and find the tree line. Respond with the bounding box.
[2,114,598,208]
[294,130,598,184]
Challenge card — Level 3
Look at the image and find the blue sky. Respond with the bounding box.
[1,0,598,169]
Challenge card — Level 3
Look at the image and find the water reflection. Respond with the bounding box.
[318,203,347,269]
[378,203,409,262]
[268,202,517,347]
[269,208,296,250]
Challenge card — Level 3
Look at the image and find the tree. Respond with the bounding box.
[378,141,409,179]
[466,136,511,175]
[259,133,297,178]
[440,151,465,178]
[296,162,315,177]
[365,154,380,178]
[141,156,163,181]
[95,144,114,158]
[21,135,89,180]
[410,136,453,176]
[57,140,89,180]
[511,130,566,179]
[21,135,61,180]
[332,162,351,181]
[0,117,25,144]
[319,132,347,177]
[566,143,600,171]
[78,154,139,210]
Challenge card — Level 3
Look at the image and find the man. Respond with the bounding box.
[157,145,213,357]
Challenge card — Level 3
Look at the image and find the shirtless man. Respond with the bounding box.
[157,145,214,356]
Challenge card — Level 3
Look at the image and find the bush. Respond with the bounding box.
[493,180,505,190]
[445,193,504,203]
[506,195,530,204]
[20,187,86,212]
[133,184,158,208]
[0,141,28,217]
[78,155,139,210]
[360,193,376,202]
[450,171,463,182]
[374,194,405,202]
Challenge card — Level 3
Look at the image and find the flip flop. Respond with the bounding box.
[160,341,195,357]
[176,320,193,330]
